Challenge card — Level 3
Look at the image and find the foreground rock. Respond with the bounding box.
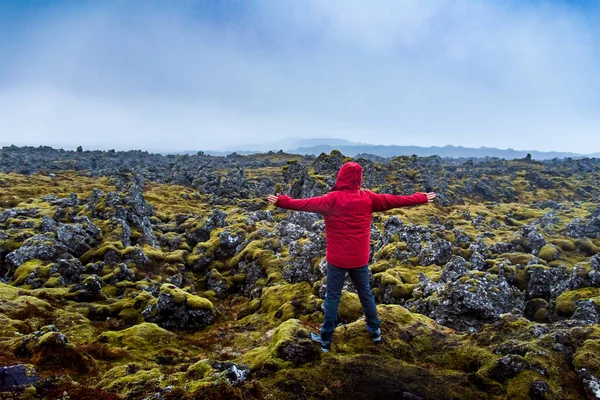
[142,284,216,330]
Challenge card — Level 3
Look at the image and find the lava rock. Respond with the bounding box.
[578,369,600,400]
[490,355,529,383]
[571,299,600,324]
[0,208,38,224]
[5,234,71,269]
[143,285,216,331]
[520,225,547,254]
[469,252,487,271]
[526,265,568,301]
[66,274,105,302]
[565,217,600,239]
[419,238,452,266]
[212,362,250,386]
[185,209,228,246]
[410,271,524,331]
[56,224,96,256]
[39,216,57,233]
[276,339,321,365]
[440,256,468,282]
[49,258,85,284]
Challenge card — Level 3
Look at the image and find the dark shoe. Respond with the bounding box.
[368,327,381,343]
[310,332,332,352]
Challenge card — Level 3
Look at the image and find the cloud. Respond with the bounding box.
[1,0,599,153]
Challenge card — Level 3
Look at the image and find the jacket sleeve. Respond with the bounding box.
[276,193,334,215]
[369,191,428,212]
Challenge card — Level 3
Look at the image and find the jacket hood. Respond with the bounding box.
[331,162,362,191]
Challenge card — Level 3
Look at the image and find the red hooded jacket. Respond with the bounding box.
[276,162,428,268]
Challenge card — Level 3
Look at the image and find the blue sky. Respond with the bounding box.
[1,0,599,153]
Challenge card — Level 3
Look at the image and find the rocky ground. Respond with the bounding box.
[0,146,599,399]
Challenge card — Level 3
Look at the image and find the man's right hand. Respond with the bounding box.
[268,194,279,205]
[426,192,436,203]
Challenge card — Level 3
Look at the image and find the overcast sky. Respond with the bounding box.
[1,0,599,153]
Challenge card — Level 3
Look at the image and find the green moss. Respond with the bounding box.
[0,313,30,339]
[503,253,535,266]
[260,353,492,399]
[432,344,498,373]
[42,276,63,288]
[338,291,363,323]
[550,238,577,252]
[369,260,391,273]
[539,244,559,262]
[11,259,47,285]
[239,282,320,328]
[102,284,118,297]
[165,249,187,263]
[229,237,280,268]
[98,364,164,397]
[240,318,317,371]
[80,240,124,263]
[573,339,600,376]
[575,238,600,256]
[0,281,20,300]
[186,360,213,380]
[106,290,158,324]
[98,322,176,351]
[159,283,213,310]
[555,288,600,316]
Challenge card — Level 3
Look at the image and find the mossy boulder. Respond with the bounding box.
[97,322,176,352]
[539,244,559,262]
[573,338,600,377]
[240,319,320,371]
[337,291,363,323]
[186,360,214,380]
[11,259,49,286]
[555,288,600,317]
[240,282,322,328]
[13,325,95,373]
[142,284,215,330]
[524,298,550,322]
[97,364,164,398]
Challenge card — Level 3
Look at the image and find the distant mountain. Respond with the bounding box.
[173,138,595,160]
[206,137,362,153]
[291,144,587,160]
[171,138,363,156]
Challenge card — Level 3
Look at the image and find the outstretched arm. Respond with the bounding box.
[268,193,334,215]
[370,191,435,212]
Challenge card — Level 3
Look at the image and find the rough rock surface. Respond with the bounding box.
[410,265,524,331]
[143,288,215,330]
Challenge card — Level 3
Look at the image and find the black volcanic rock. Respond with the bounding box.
[283,160,328,198]
[409,270,524,332]
[142,285,216,331]
[565,216,600,239]
[5,234,72,269]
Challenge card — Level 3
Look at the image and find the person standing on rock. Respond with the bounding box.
[268,161,436,352]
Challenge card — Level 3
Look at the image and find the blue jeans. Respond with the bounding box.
[321,263,380,341]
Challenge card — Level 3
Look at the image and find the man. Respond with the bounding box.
[268,161,435,352]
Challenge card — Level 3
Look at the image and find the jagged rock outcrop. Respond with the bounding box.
[409,261,524,331]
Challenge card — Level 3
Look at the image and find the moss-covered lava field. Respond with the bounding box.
[0,146,599,399]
